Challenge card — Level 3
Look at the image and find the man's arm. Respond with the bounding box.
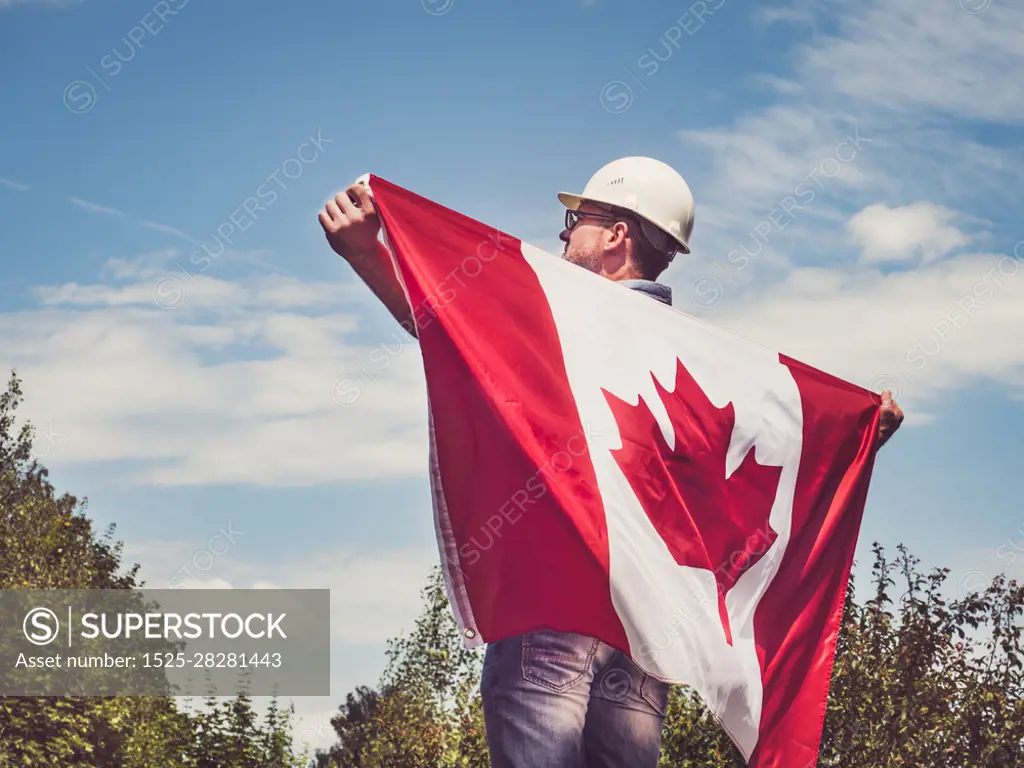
[348,240,418,337]
[318,183,417,337]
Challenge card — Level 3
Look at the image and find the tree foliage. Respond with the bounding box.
[0,370,311,768]
[314,568,488,768]
[320,549,1024,766]
[4,364,1021,767]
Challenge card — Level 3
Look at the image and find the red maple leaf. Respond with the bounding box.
[604,358,782,645]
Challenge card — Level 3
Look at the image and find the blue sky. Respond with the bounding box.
[2,0,1023,750]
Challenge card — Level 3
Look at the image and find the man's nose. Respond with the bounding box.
[559,229,570,243]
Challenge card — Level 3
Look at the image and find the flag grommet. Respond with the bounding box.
[464,629,476,639]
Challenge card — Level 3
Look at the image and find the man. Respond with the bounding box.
[318,157,904,767]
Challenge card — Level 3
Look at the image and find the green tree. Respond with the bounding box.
[323,553,1023,767]
[188,693,311,768]
[314,568,487,768]
[0,370,311,768]
[0,369,154,767]
[816,544,1024,767]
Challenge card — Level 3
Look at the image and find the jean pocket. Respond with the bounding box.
[640,674,669,718]
[521,629,599,693]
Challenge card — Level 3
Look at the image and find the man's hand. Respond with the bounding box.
[318,183,380,262]
[317,180,416,335]
[877,390,904,449]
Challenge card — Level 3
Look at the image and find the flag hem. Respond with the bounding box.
[373,194,484,648]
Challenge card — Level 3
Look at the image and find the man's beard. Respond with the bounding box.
[562,245,602,274]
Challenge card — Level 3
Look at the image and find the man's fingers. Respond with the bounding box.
[325,199,344,224]
[336,188,359,218]
[349,182,376,216]
[317,209,332,232]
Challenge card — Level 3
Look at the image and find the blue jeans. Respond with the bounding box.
[480,629,669,767]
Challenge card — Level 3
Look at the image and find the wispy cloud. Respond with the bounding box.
[0,0,86,8]
[97,251,179,281]
[66,198,196,244]
[5,0,1022,489]
[705,240,1024,424]
[2,261,423,487]
[5,221,1023,490]
[0,177,28,191]
[142,220,195,242]
[666,0,1024,309]
[796,0,1024,124]
[69,196,126,216]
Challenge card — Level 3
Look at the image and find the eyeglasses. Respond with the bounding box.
[564,207,677,262]
[564,208,619,232]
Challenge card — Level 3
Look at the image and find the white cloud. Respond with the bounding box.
[702,250,1024,420]
[127,539,443,754]
[748,74,804,97]
[142,221,196,242]
[848,203,970,265]
[0,177,28,191]
[127,539,437,645]
[659,0,1024,423]
[97,251,179,281]
[798,0,1024,124]
[6,229,1022,490]
[70,196,126,216]
[5,0,1022,491]
[678,104,878,269]
[674,0,1024,277]
[3,264,430,486]
[33,267,363,313]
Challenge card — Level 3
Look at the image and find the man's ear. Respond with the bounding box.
[606,221,629,249]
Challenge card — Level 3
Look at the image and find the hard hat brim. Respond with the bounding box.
[557,191,691,254]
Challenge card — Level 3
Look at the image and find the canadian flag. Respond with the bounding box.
[363,174,881,767]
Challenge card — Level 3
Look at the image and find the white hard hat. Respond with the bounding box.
[558,156,695,258]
